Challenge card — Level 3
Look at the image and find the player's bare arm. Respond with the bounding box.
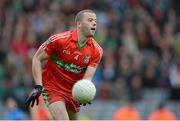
[25,41,51,107]
[83,66,98,81]
[32,43,50,85]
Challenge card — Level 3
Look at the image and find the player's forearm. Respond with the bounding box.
[32,57,43,85]
[83,66,97,81]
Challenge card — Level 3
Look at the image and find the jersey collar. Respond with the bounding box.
[71,29,92,45]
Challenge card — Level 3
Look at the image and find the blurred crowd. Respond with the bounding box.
[0,0,180,119]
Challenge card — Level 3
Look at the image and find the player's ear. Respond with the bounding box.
[77,21,81,27]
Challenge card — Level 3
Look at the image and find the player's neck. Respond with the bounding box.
[77,29,88,43]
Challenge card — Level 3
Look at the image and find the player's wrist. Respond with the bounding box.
[34,85,43,91]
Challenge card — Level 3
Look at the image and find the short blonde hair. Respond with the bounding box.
[75,9,95,23]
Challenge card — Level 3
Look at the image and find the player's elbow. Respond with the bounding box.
[33,53,41,62]
[32,51,46,67]
[33,50,47,62]
[32,56,41,68]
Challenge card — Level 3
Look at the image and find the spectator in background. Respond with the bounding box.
[129,73,142,101]
[97,80,112,101]
[169,41,180,100]
[3,95,28,120]
[112,77,129,101]
[148,102,176,120]
[112,101,141,120]
[142,52,159,88]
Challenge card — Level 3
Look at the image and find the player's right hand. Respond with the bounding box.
[25,85,43,107]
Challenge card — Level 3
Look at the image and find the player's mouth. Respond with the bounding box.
[91,28,96,31]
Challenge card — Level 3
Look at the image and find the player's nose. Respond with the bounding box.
[93,23,96,26]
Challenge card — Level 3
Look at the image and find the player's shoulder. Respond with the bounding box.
[91,38,103,57]
[49,30,71,42]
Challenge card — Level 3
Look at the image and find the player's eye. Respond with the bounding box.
[88,18,93,22]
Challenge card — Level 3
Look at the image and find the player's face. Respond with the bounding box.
[79,12,97,37]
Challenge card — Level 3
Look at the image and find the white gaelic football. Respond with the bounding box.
[72,79,96,104]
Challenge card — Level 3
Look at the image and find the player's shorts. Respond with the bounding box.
[41,86,80,112]
[41,68,80,112]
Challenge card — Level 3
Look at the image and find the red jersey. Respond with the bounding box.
[41,29,103,95]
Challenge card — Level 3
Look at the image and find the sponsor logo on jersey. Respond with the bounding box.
[51,53,87,73]
[63,50,71,55]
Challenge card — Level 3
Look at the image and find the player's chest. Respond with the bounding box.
[57,44,92,66]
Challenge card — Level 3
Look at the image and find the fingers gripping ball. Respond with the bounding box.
[72,79,96,104]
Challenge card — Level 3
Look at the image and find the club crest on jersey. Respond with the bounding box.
[84,55,91,64]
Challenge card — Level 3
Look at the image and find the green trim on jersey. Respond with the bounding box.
[42,88,50,106]
[77,41,86,49]
[51,53,87,73]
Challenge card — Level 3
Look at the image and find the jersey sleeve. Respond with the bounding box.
[88,46,103,67]
[43,31,71,55]
[43,34,62,55]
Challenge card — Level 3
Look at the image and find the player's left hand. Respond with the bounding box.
[79,102,92,106]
